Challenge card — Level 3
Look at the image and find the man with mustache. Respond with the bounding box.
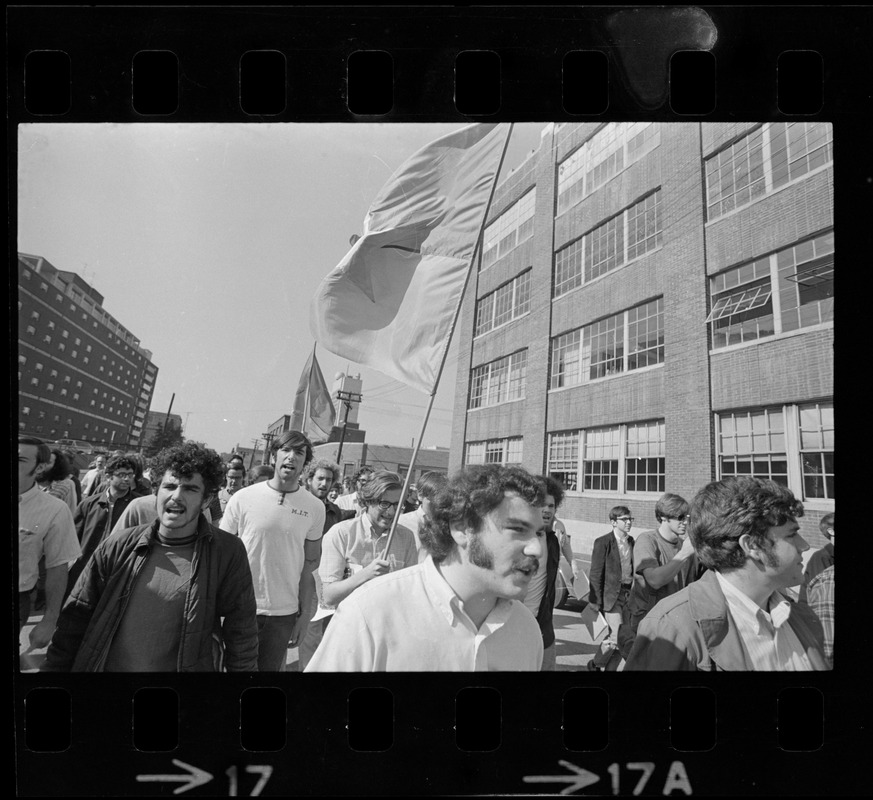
[220,430,325,671]
[625,477,827,671]
[306,464,545,672]
[43,443,257,671]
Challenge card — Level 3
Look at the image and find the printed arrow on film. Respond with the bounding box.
[136,759,213,795]
[523,760,601,795]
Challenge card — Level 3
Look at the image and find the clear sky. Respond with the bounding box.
[18,122,545,454]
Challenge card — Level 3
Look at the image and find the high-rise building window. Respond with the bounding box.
[553,192,662,298]
[481,189,536,270]
[475,270,532,337]
[550,298,664,389]
[557,123,661,215]
[705,123,832,221]
[468,350,527,409]
[707,230,833,349]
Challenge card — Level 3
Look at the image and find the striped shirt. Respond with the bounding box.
[18,484,81,591]
[715,571,813,671]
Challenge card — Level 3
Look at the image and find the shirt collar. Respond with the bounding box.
[613,529,629,545]
[421,555,513,630]
[715,571,791,633]
[19,483,40,504]
[361,512,386,542]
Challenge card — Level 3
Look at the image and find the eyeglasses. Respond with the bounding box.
[374,500,399,511]
[616,517,634,523]
[113,472,135,480]
[670,515,690,522]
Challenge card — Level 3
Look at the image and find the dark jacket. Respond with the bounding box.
[44,516,259,672]
[67,488,142,595]
[588,530,634,612]
[535,530,561,648]
[323,499,354,534]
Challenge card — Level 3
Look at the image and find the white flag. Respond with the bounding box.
[310,124,510,394]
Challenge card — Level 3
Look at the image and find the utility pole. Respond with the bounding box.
[261,432,275,465]
[249,438,261,469]
[334,390,362,465]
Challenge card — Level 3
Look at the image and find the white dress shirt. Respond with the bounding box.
[305,555,543,672]
[715,572,813,671]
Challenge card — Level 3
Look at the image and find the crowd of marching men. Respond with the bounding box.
[18,431,833,672]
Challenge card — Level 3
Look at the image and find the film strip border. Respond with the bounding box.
[10,5,870,797]
[16,673,861,796]
[7,6,864,122]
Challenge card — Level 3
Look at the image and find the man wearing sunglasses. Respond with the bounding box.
[587,505,636,671]
[317,469,417,610]
[627,493,697,641]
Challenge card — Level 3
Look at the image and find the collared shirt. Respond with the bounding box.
[18,484,81,591]
[305,555,543,672]
[334,491,362,516]
[613,530,633,583]
[397,507,429,563]
[319,514,418,588]
[807,565,834,668]
[715,572,813,671]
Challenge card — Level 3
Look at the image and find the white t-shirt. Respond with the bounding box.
[18,484,81,591]
[397,507,428,563]
[220,481,325,615]
[305,555,543,672]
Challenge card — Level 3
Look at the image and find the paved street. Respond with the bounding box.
[20,593,609,674]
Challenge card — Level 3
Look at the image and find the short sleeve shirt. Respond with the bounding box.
[631,529,697,614]
[319,515,418,588]
[220,482,325,615]
[18,484,81,591]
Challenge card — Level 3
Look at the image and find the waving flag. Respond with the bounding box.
[310,123,511,394]
[290,345,336,443]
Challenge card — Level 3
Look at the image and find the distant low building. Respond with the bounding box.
[312,442,449,484]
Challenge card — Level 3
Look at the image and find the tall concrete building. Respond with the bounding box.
[450,122,834,555]
[17,253,158,450]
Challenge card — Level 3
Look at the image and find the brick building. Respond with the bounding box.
[17,253,158,450]
[450,122,834,557]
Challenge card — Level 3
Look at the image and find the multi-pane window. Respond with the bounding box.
[557,123,661,215]
[469,350,527,409]
[799,401,834,500]
[553,192,662,298]
[465,437,524,466]
[475,270,531,336]
[549,420,666,494]
[705,123,832,221]
[583,426,621,491]
[708,230,834,349]
[481,189,536,269]
[547,431,580,491]
[717,408,788,485]
[625,420,667,493]
[550,298,664,389]
[717,402,834,502]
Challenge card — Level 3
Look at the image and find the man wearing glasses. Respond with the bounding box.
[65,454,142,596]
[627,493,697,641]
[586,506,636,671]
[316,470,417,610]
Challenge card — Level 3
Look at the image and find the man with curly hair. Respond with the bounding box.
[43,443,258,672]
[625,477,828,671]
[306,464,546,672]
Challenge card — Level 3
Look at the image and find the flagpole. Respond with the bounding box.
[382,123,515,558]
